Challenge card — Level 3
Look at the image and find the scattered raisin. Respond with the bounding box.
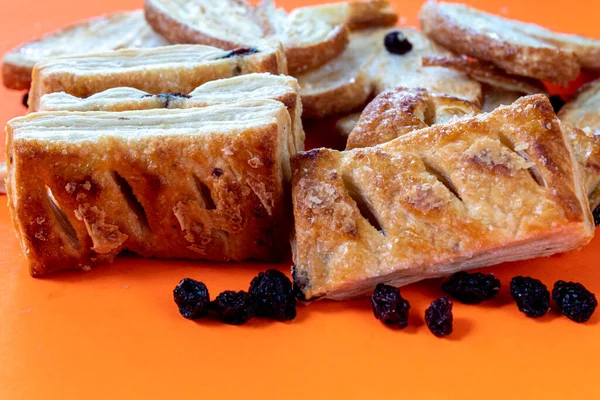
[212,290,254,325]
[425,296,453,337]
[173,278,210,319]
[442,271,500,304]
[509,276,550,318]
[592,206,600,226]
[249,269,296,321]
[552,280,597,323]
[212,168,224,177]
[22,93,29,108]
[549,95,565,113]
[384,31,413,55]
[371,283,410,328]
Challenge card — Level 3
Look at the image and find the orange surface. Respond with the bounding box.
[1,0,600,398]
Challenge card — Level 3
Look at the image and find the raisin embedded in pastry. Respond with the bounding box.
[291,95,594,301]
[38,73,305,157]
[6,100,292,276]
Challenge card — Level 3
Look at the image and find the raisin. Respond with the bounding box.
[212,168,224,177]
[173,278,210,319]
[442,271,500,304]
[425,296,453,337]
[592,206,600,226]
[549,95,565,113]
[249,269,296,321]
[212,290,254,325]
[509,276,550,318]
[221,47,259,59]
[552,280,597,323]
[383,31,413,55]
[371,283,410,328]
[22,93,29,108]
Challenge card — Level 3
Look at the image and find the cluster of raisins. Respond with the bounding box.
[371,271,596,338]
[173,269,297,325]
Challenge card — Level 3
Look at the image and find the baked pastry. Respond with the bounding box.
[0,162,6,195]
[2,10,168,90]
[422,55,548,113]
[6,100,293,277]
[291,95,593,300]
[298,27,482,118]
[38,73,305,156]
[419,1,600,83]
[144,0,396,74]
[559,78,600,215]
[336,113,362,138]
[346,87,480,149]
[27,43,286,111]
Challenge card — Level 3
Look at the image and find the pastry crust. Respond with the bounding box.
[481,84,524,113]
[346,87,480,149]
[2,10,168,90]
[39,73,305,157]
[422,56,547,95]
[298,27,482,119]
[6,100,292,276]
[291,95,593,300]
[336,113,362,138]
[419,1,583,84]
[28,44,286,112]
[0,162,6,195]
[559,78,600,211]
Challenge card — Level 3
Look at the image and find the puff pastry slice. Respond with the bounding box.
[291,95,593,300]
[38,73,305,155]
[28,44,286,111]
[7,100,292,276]
[2,10,168,90]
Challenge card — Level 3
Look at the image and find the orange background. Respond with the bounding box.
[1,0,600,398]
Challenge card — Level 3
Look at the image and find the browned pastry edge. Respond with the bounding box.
[145,1,250,49]
[2,62,32,91]
[346,0,398,30]
[419,1,580,84]
[422,55,548,95]
[300,69,372,119]
[286,26,349,75]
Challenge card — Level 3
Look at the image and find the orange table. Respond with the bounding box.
[1,0,600,398]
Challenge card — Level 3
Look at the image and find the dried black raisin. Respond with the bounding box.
[384,31,413,55]
[371,283,410,328]
[509,276,550,318]
[221,47,259,59]
[442,271,500,304]
[549,95,565,113]
[552,280,597,323]
[425,296,453,337]
[173,278,210,319]
[592,206,600,226]
[22,93,29,108]
[212,290,254,325]
[249,269,296,321]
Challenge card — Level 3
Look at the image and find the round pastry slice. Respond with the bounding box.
[2,10,168,90]
[419,1,588,84]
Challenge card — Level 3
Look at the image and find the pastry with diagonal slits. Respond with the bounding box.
[291,95,593,300]
[6,100,292,276]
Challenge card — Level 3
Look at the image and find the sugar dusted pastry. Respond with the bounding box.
[291,95,594,300]
[28,44,287,111]
[6,100,292,276]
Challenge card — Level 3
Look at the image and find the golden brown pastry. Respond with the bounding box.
[559,78,600,215]
[291,95,593,300]
[7,100,292,276]
[0,162,6,195]
[38,73,305,155]
[28,44,286,111]
[2,10,168,90]
[345,87,480,149]
[419,1,600,83]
